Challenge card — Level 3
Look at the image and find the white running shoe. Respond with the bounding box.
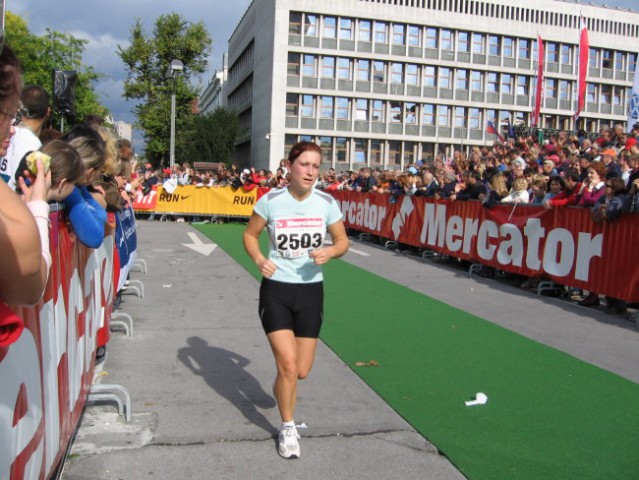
[278,425,300,459]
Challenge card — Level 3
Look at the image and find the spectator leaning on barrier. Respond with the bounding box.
[42,139,85,203]
[61,126,108,249]
[1,84,50,190]
[0,44,51,307]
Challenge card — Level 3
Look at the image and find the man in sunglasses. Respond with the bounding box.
[1,84,50,190]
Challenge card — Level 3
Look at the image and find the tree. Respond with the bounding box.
[5,12,107,127]
[178,107,241,166]
[117,13,212,165]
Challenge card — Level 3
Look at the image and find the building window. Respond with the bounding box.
[487,72,498,92]
[615,52,624,71]
[424,66,436,87]
[559,80,570,100]
[337,58,352,79]
[302,54,316,76]
[408,25,421,46]
[588,48,597,68]
[561,44,571,64]
[389,140,401,165]
[301,95,314,117]
[488,35,500,56]
[406,64,419,85]
[613,86,622,105]
[547,42,558,63]
[422,104,435,125]
[393,24,405,45]
[454,107,466,127]
[319,136,332,162]
[370,140,382,164]
[336,137,348,162]
[336,97,349,119]
[441,29,453,50]
[437,105,450,126]
[500,74,513,94]
[305,14,318,36]
[439,67,451,89]
[354,139,368,163]
[359,20,372,42]
[374,21,388,43]
[356,98,368,120]
[323,17,337,38]
[471,71,482,91]
[390,101,402,123]
[289,12,302,35]
[357,59,370,81]
[391,63,404,84]
[503,37,514,57]
[288,53,300,76]
[286,93,299,116]
[602,50,612,69]
[404,142,416,165]
[516,76,528,95]
[373,61,385,82]
[372,100,384,122]
[321,96,334,118]
[339,18,353,40]
[456,69,468,90]
[472,33,484,54]
[546,78,557,99]
[426,27,438,48]
[469,108,481,129]
[600,84,611,104]
[519,39,530,59]
[405,103,417,124]
[458,32,470,52]
[321,56,335,78]
[586,83,596,103]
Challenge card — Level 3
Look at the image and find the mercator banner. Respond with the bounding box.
[331,191,639,303]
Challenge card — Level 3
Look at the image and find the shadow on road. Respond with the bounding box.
[177,336,277,435]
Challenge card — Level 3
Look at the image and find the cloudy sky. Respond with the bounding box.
[7,0,638,150]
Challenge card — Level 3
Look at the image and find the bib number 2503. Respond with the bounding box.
[277,232,322,252]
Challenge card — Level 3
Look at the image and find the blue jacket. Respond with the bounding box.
[63,185,107,248]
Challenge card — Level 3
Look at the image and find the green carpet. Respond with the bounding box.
[195,223,639,480]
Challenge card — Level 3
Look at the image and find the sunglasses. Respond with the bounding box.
[0,105,26,127]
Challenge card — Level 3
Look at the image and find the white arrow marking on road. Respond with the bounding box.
[324,239,370,257]
[183,232,217,256]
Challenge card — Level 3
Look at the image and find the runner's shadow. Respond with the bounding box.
[177,336,277,435]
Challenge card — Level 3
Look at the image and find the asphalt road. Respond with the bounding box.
[61,219,639,480]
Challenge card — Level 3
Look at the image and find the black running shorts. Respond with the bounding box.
[259,278,324,338]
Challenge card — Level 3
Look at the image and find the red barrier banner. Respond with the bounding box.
[331,191,639,303]
[0,211,114,479]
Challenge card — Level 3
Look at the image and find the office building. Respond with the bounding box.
[227,0,639,171]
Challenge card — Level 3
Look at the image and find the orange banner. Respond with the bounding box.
[134,185,257,216]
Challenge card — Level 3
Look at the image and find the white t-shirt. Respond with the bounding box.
[253,187,343,284]
[0,126,42,190]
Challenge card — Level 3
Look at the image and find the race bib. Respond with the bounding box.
[274,217,325,258]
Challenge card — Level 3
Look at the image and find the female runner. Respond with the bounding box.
[243,141,349,459]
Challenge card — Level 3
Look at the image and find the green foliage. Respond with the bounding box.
[117,13,212,165]
[178,107,241,166]
[5,12,108,126]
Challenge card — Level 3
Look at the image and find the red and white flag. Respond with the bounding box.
[574,15,589,120]
[531,34,544,128]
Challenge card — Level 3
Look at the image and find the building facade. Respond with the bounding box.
[113,120,133,142]
[199,53,229,115]
[227,0,639,171]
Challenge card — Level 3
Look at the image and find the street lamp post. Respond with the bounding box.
[165,59,183,169]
